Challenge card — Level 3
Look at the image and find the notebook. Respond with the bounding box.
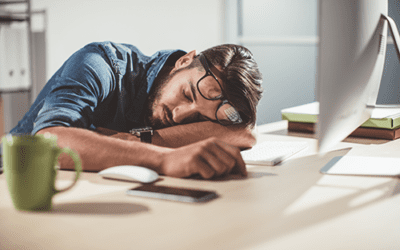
[241,141,309,166]
[320,156,400,177]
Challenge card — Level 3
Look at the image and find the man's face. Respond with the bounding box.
[145,65,224,129]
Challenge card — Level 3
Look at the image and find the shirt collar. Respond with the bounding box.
[145,49,186,93]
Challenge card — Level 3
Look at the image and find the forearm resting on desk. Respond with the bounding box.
[154,121,256,149]
[36,126,166,172]
[96,121,256,150]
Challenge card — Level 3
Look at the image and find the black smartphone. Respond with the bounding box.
[126,185,218,203]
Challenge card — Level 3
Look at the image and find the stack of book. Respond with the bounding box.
[281,102,400,140]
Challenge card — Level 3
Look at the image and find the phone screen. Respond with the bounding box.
[126,185,218,203]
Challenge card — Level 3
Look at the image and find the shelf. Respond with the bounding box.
[0,16,28,22]
[0,0,30,22]
[0,0,33,134]
[0,88,31,94]
[0,1,28,5]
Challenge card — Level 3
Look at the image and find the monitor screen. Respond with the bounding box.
[317,0,389,153]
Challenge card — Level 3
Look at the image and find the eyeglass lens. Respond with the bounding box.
[216,101,243,125]
[197,75,222,100]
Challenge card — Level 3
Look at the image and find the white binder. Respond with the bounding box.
[0,25,30,91]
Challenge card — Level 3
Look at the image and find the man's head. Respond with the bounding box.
[145,44,263,129]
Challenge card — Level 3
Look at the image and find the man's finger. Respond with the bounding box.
[196,160,216,179]
[202,148,232,176]
[212,139,247,176]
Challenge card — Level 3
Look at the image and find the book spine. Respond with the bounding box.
[281,113,317,124]
[288,122,398,140]
[282,114,400,129]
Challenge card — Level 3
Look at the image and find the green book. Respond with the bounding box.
[281,102,400,130]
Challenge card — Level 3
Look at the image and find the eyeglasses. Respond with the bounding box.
[197,53,243,126]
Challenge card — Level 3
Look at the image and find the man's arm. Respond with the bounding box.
[37,126,164,172]
[154,121,256,149]
[96,121,256,150]
[37,126,247,179]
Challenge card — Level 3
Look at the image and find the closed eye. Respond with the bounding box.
[183,89,192,102]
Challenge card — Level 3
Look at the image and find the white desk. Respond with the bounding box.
[1,121,399,250]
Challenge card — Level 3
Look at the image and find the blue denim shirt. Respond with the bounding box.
[10,42,186,135]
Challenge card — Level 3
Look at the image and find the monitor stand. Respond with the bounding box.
[368,14,400,109]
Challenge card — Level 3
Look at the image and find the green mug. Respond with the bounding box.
[2,133,82,211]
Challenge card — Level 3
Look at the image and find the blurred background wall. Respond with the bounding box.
[31,0,226,80]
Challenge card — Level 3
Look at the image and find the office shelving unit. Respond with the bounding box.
[0,0,35,105]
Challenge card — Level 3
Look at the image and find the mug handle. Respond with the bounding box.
[54,147,82,194]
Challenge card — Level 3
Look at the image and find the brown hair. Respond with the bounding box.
[188,44,263,128]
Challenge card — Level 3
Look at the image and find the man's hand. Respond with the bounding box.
[160,137,247,179]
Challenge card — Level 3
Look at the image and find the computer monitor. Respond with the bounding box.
[317,0,400,153]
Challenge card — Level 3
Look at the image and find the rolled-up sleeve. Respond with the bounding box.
[31,44,115,134]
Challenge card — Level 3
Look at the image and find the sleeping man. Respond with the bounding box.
[10,42,263,179]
